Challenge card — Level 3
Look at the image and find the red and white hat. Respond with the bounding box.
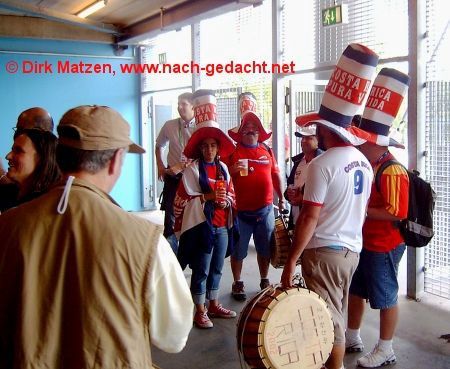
[296,43,379,145]
[238,92,257,116]
[358,68,410,148]
[228,92,271,143]
[183,89,235,159]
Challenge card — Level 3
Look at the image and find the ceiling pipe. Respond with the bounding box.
[118,0,263,44]
[0,0,119,34]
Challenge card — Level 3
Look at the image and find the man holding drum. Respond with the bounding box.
[281,44,378,369]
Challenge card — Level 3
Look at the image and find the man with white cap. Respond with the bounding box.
[284,125,323,229]
[281,43,378,369]
[0,105,194,369]
[225,92,285,300]
[346,68,411,368]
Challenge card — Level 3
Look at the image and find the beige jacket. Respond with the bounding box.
[0,178,193,369]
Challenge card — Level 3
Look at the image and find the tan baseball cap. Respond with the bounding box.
[57,105,145,154]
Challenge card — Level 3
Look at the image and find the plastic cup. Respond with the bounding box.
[239,159,248,176]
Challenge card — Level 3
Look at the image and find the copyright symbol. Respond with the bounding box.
[6,61,18,73]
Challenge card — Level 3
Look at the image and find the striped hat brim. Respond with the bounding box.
[359,131,405,148]
[296,112,369,146]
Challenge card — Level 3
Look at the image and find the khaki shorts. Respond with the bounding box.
[301,247,359,345]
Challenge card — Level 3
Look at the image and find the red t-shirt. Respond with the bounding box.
[223,143,279,211]
[205,164,227,227]
[363,154,409,252]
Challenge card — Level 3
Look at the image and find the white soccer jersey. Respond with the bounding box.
[303,146,373,253]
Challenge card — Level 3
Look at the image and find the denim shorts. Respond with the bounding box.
[349,244,406,309]
[232,205,275,260]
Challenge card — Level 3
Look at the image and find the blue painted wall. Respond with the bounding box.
[0,38,143,211]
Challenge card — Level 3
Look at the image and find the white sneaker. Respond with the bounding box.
[357,344,397,367]
[346,336,364,353]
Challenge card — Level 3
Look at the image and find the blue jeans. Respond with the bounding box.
[166,234,179,254]
[232,205,275,260]
[191,226,228,305]
[350,244,406,309]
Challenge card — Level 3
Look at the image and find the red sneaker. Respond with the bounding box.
[208,304,237,318]
[194,310,213,329]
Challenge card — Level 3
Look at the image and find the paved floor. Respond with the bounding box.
[136,211,450,369]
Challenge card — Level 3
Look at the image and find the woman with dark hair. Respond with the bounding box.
[173,90,238,329]
[0,128,60,212]
[174,137,238,329]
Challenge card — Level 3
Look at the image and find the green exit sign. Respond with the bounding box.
[322,4,348,27]
[158,53,167,64]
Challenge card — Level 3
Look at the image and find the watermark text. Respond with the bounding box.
[4,59,296,76]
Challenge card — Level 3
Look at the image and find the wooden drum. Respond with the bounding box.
[237,285,334,369]
[270,216,299,268]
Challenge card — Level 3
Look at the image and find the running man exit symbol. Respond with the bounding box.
[322,5,348,27]
[158,53,167,64]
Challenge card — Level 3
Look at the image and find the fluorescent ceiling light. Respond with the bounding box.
[77,0,106,18]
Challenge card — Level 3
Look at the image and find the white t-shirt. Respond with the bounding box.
[292,157,308,223]
[303,146,373,253]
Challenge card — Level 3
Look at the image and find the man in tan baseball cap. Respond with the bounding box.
[0,105,194,368]
[58,105,145,153]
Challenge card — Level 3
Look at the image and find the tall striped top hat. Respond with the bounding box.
[228,92,271,143]
[358,68,410,148]
[183,89,235,159]
[296,43,380,145]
